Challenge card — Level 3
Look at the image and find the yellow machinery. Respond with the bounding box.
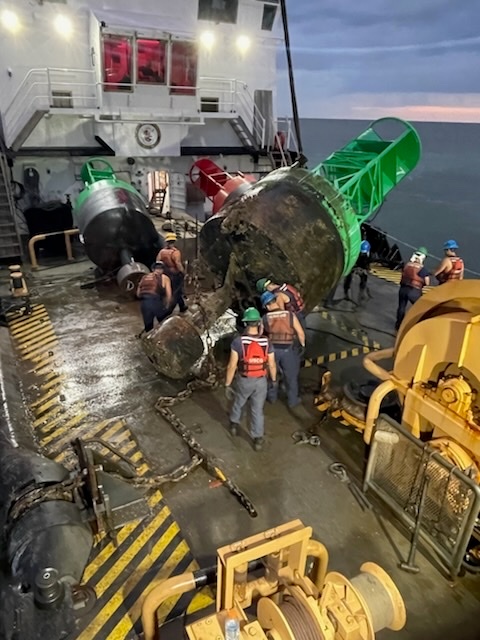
[9,264,29,299]
[141,520,406,640]
[363,280,480,478]
[315,280,480,573]
[316,280,480,478]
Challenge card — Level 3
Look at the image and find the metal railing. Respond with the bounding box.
[0,152,23,254]
[2,67,271,153]
[364,415,480,578]
[3,68,98,148]
[28,228,80,270]
[235,82,267,148]
[275,116,299,154]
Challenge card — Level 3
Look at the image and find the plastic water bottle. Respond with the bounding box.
[225,610,240,640]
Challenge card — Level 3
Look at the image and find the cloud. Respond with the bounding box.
[278,0,480,120]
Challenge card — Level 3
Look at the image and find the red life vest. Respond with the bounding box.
[438,256,464,283]
[158,246,182,274]
[263,310,295,345]
[401,262,426,290]
[277,283,305,314]
[239,336,269,378]
[137,272,166,298]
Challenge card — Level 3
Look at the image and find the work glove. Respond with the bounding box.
[224,385,235,401]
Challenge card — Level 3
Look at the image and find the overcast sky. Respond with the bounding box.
[278,0,480,121]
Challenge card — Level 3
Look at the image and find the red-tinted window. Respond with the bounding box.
[137,39,167,84]
[170,41,197,95]
[102,35,133,91]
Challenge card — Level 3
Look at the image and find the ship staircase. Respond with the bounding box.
[0,151,22,261]
[228,102,298,170]
[148,188,167,216]
[229,116,259,155]
[268,141,294,170]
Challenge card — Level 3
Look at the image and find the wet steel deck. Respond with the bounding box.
[3,259,480,640]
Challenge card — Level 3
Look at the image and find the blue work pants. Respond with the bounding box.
[230,376,268,438]
[140,294,169,332]
[267,346,300,408]
[169,272,188,313]
[396,285,422,330]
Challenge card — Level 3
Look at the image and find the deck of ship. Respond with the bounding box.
[1,256,479,640]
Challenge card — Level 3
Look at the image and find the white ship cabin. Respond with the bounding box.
[0,0,297,250]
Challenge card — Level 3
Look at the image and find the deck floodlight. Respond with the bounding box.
[1,9,19,32]
[236,35,251,53]
[54,14,72,37]
[200,31,215,50]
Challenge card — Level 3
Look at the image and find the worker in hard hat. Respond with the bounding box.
[157,232,188,314]
[395,247,430,331]
[343,237,371,301]
[433,240,464,283]
[136,261,172,333]
[261,291,305,410]
[256,277,306,329]
[225,307,276,451]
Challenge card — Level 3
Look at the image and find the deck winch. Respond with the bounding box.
[143,118,421,379]
[316,280,480,573]
[141,519,406,640]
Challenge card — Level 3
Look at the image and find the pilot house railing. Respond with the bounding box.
[2,67,274,152]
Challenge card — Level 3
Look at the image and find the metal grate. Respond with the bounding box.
[364,416,480,577]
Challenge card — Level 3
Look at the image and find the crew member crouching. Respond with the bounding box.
[225,308,276,451]
[136,261,172,333]
[261,291,305,410]
[256,277,306,329]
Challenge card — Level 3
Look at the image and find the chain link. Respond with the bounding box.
[153,262,257,516]
[7,475,82,532]
[188,259,219,379]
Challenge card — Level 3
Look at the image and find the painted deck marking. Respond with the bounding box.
[370,263,433,292]
[7,299,213,639]
[303,344,376,367]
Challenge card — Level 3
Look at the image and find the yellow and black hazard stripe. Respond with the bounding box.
[314,308,381,351]
[7,303,213,638]
[303,344,377,368]
[303,307,382,368]
[370,263,433,292]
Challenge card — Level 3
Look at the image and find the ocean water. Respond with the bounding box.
[300,119,480,276]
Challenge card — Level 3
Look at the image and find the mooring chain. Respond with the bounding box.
[145,260,256,516]
[155,399,257,518]
[7,475,82,531]
[189,258,219,379]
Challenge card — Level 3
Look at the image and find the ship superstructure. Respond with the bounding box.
[0,0,294,258]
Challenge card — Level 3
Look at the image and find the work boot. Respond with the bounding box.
[229,422,239,437]
[253,437,264,451]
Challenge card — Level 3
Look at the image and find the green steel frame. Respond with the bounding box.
[310,118,421,274]
[74,158,141,214]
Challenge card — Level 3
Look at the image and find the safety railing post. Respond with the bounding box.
[28,229,80,270]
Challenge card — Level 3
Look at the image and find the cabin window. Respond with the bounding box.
[261,3,277,31]
[137,39,167,84]
[102,34,133,91]
[170,41,197,95]
[198,0,238,24]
